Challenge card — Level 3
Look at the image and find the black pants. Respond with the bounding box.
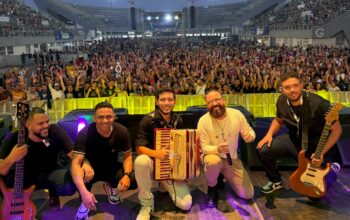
[84,162,138,191]
[257,133,299,182]
[1,166,76,197]
[256,133,337,185]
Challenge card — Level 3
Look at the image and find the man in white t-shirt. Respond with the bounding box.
[197,90,256,208]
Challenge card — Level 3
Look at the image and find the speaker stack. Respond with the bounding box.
[131,7,136,30]
[190,6,195,29]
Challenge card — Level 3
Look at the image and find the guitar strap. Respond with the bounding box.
[301,92,309,151]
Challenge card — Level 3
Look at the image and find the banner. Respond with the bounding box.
[0,16,9,23]
[55,31,72,40]
[41,20,49,26]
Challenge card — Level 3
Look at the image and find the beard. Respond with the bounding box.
[209,105,226,118]
[288,92,302,103]
[33,131,48,140]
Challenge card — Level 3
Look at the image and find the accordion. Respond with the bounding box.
[154,128,200,180]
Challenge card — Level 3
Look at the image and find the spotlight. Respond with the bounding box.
[147,16,151,21]
[174,15,179,20]
[77,115,93,133]
[77,118,86,133]
[165,14,172,22]
[155,16,159,20]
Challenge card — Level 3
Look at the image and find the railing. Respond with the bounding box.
[1,91,349,124]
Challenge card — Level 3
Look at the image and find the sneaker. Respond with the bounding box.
[75,203,89,220]
[331,162,341,174]
[260,181,284,194]
[206,186,217,208]
[48,194,60,211]
[136,205,153,220]
[103,182,122,205]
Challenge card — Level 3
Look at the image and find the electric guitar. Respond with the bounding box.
[289,103,343,198]
[0,102,36,220]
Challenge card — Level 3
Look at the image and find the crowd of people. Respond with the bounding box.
[0,82,343,219]
[0,0,72,37]
[0,38,349,104]
[250,0,350,29]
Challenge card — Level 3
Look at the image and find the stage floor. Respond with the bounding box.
[14,167,349,220]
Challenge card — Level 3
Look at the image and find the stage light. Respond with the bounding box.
[147,16,151,21]
[77,115,93,133]
[155,16,159,20]
[165,14,172,22]
[174,15,179,20]
[77,119,86,133]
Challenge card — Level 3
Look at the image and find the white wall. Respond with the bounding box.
[311,38,336,47]
[274,37,337,47]
[13,46,27,55]
[3,41,85,56]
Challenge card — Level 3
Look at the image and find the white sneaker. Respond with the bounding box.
[136,205,153,220]
[331,162,341,174]
[260,181,284,194]
[75,203,89,220]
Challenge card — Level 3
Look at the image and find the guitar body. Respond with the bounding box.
[289,150,330,198]
[0,102,37,220]
[0,178,36,220]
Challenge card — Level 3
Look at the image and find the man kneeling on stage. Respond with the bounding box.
[197,90,256,208]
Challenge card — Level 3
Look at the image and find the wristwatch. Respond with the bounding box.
[124,172,132,179]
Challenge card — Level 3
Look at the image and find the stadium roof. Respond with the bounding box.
[27,0,247,12]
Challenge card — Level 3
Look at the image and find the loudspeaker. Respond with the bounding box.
[190,6,195,29]
[338,125,350,166]
[117,114,144,151]
[0,114,12,145]
[240,118,297,170]
[131,7,136,30]
[338,107,350,166]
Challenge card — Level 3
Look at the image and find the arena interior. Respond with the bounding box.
[0,0,350,219]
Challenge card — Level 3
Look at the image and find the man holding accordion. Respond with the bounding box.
[134,88,193,220]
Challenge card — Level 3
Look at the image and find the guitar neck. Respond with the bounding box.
[313,123,330,160]
[14,121,26,199]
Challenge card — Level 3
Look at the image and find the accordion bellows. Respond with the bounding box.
[154,129,200,180]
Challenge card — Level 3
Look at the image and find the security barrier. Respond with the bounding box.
[1,91,349,123]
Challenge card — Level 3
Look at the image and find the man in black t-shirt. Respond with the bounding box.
[134,88,192,220]
[256,72,342,197]
[71,102,137,220]
[103,80,118,97]
[63,85,77,99]
[0,107,76,211]
[85,81,100,98]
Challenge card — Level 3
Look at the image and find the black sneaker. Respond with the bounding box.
[48,194,60,211]
[260,181,284,194]
[206,186,217,208]
[103,182,122,205]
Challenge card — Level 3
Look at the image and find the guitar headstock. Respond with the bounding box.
[325,103,344,124]
[16,102,30,122]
